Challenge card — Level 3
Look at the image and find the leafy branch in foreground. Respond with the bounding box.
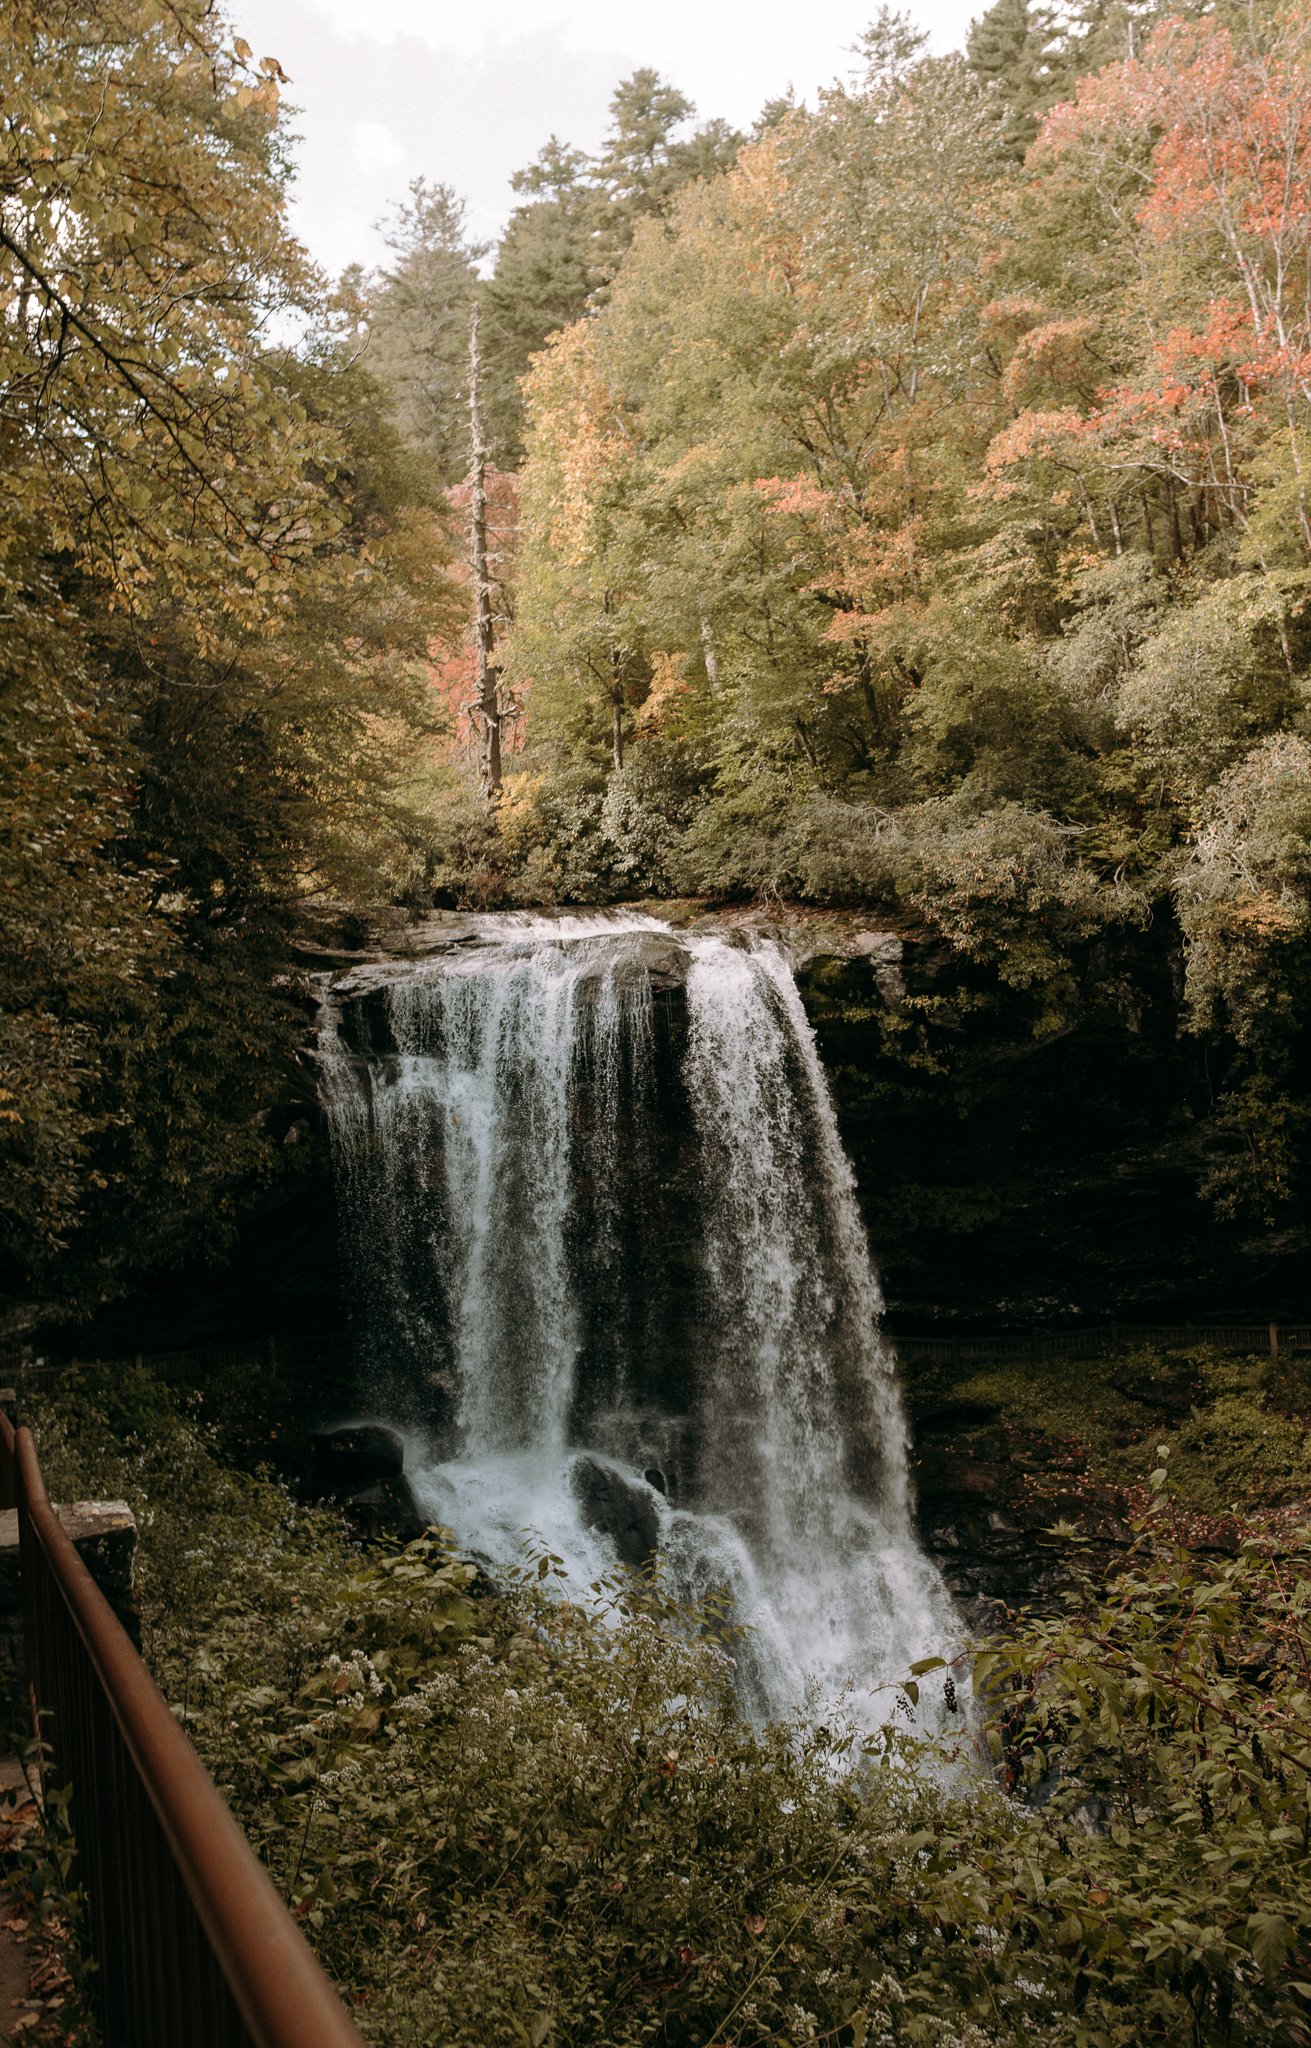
[960,1464,1311,2045]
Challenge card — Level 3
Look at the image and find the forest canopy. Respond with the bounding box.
[495,0,1311,1246]
[3,0,1310,1308]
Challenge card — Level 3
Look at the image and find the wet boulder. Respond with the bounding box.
[339,1473,428,1545]
[309,1422,406,1494]
[620,933,690,992]
[571,1456,662,1569]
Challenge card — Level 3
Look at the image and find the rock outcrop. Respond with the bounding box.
[571,1456,663,1569]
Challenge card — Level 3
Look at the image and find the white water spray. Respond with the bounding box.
[319,914,954,1727]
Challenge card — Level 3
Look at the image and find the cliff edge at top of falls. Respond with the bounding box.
[297,900,908,992]
[295,891,1309,1327]
[62,888,1309,1366]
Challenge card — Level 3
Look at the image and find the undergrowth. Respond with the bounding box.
[923,1344,1311,1518]
[19,1367,1311,2047]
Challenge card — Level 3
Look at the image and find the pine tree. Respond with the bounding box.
[754,93,799,138]
[366,179,483,485]
[1042,0,1173,105]
[966,0,1059,157]
[596,70,695,218]
[481,141,598,462]
[591,71,742,284]
[481,83,743,462]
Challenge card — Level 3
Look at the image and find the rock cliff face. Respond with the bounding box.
[62,900,1307,1367]
[47,902,1309,1643]
[907,1387,1129,1630]
[791,925,1310,1328]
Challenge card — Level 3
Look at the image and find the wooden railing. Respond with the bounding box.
[890,1321,1311,1364]
[0,1408,365,2048]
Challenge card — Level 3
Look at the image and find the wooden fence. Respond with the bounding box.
[0,1405,365,2048]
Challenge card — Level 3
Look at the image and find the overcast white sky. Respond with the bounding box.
[227,0,982,278]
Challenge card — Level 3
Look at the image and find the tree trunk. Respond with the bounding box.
[469,306,502,803]
[608,641,625,772]
[700,618,719,694]
[1167,479,1185,559]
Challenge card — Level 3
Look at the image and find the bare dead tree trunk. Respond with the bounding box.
[609,647,625,773]
[469,305,502,803]
[700,618,719,694]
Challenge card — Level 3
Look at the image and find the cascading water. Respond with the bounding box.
[318,914,954,1726]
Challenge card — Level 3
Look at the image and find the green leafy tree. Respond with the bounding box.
[0,0,458,1306]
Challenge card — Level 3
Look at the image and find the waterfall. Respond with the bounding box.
[318,914,954,1727]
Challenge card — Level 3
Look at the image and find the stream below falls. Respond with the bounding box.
[317,913,955,1727]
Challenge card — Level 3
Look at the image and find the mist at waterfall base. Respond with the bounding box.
[319,916,955,1730]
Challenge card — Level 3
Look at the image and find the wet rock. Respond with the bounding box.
[914,1420,1134,1631]
[340,1474,427,1544]
[572,1456,662,1568]
[795,912,1311,1325]
[310,1422,406,1492]
[616,934,689,992]
[329,985,398,1061]
[846,932,907,1008]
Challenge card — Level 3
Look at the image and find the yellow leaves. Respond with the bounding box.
[229,54,288,117]
[635,652,691,736]
[731,126,789,212]
[524,323,636,564]
[233,81,280,119]
[0,1,327,637]
[1228,893,1300,938]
